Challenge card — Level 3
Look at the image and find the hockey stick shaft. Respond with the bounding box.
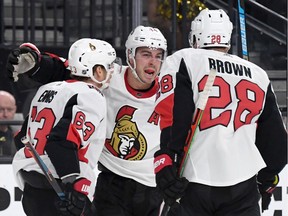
[21,136,95,216]
[179,68,217,176]
[160,112,206,216]
[21,136,66,200]
[238,0,249,60]
[160,203,170,216]
[160,68,217,216]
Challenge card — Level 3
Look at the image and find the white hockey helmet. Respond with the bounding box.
[189,9,233,49]
[125,25,167,81]
[68,38,117,88]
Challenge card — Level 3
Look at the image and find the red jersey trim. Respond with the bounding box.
[124,69,159,99]
[66,123,81,148]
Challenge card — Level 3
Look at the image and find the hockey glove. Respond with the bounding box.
[257,174,279,212]
[55,178,92,216]
[154,149,189,206]
[6,42,41,82]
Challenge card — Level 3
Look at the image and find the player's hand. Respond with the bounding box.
[55,178,92,216]
[257,174,279,212]
[6,43,41,82]
[154,149,189,206]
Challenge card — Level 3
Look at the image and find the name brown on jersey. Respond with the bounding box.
[208,57,251,78]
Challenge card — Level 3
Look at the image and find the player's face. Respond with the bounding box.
[134,47,163,84]
[0,95,16,120]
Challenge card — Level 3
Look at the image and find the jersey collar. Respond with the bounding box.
[124,69,159,99]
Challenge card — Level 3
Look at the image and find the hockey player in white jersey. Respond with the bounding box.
[7,26,167,215]
[153,9,287,216]
[12,38,118,216]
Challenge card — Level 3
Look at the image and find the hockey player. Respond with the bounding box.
[154,9,287,216]
[12,38,118,216]
[7,26,167,215]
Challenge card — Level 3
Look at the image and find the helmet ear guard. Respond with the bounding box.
[189,8,233,49]
[127,49,133,59]
[188,32,198,48]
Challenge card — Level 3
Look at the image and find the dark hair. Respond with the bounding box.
[69,64,105,81]
[69,74,90,81]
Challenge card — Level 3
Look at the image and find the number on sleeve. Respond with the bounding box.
[73,111,95,141]
[160,74,173,94]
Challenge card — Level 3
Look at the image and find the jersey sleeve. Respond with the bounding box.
[45,87,106,179]
[255,83,287,181]
[28,52,70,84]
[156,55,195,156]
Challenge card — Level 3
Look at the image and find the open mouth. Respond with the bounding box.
[144,68,155,77]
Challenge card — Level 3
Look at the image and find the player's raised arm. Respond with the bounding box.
[6,42,71,85]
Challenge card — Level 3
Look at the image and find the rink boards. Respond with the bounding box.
[0,164,287,216]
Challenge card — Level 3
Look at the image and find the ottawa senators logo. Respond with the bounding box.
[105,105,147,160]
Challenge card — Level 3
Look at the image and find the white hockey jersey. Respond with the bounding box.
[100,66,161,187]
[155,48,282,186]
[13,80,107,200]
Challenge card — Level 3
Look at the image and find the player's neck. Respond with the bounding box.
[85,79,101,89]
[126,68,152,91]
[209,47,229,53]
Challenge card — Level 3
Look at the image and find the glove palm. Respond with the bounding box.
[6,43,40,81]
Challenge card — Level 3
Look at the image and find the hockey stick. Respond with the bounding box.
[178,68,217,176]
[21,136,66,200]
[160,68,217,216]
[22,136,97,215]
[237,0,249,60]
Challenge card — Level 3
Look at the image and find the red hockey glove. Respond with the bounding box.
[6,42,41,81]
[154,149,189,206]
[257,174,279,212]
[55,178,92,216]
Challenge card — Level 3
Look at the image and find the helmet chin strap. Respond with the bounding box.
[99,82,109,90]
[126,57,146,84]
[90,70,111,91]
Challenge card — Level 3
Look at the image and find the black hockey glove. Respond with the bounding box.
[55,178,93,216]
[6,42,41,82]
[154,149,189,206]
[257,174,279,212]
